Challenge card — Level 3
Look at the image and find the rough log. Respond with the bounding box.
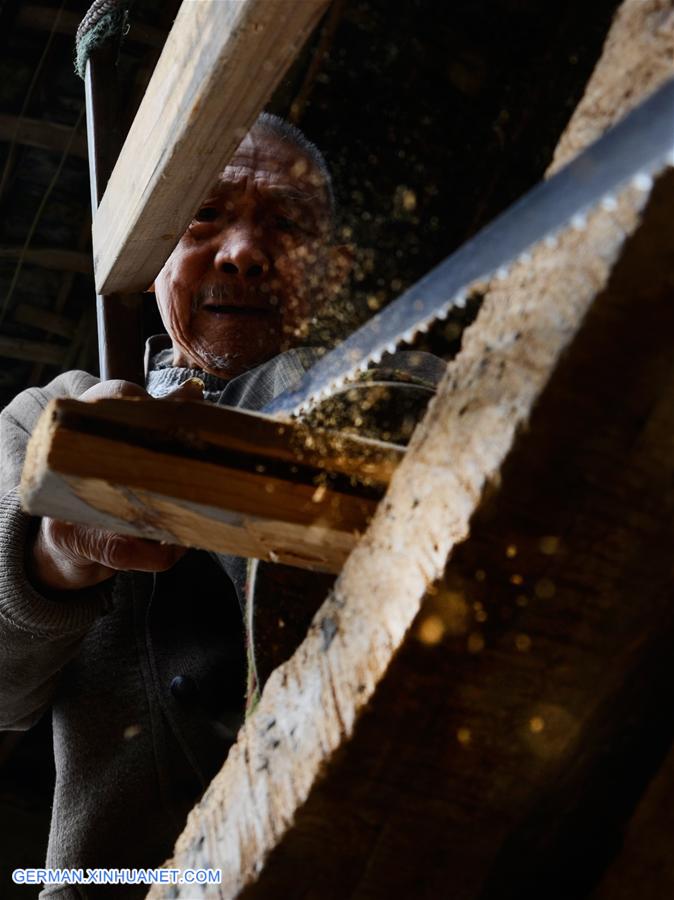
[148,0,674,896]
[20,398,403,575]
[236,172,674,900]
[91,0,330,296]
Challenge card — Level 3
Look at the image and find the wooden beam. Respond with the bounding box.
[148,1,674,894]
[17,4,167,47]
[0,114,88,159]
[0,246,91,273]
[91,0,330,295]
[0,370,23,388]
[0,335,66,366]
[21,399,403,574]
[13,303,78,339]
[16,5,81,36]
[28,220,92,388]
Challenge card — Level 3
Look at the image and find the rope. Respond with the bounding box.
[75,0,133,79]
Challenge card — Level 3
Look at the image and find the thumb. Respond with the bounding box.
[166,377,205,402]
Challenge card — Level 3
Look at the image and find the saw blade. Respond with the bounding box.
[264,77,674,419]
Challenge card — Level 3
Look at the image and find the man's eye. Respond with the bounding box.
[275,215,299,232]
[194,207,218,222]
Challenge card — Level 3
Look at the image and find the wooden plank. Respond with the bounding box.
[0,114,88,159]
[13,303,78,339]
[0,246,91,273]
[91,0,330,295]
[149,1,674,895]
[20,399,404,574]
[0,335,66,365]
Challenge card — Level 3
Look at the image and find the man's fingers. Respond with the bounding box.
[165,378,205,401]
[47,520,185,573]
[79,377,203,406]
[92,533,186,573]
[79,380,149,403]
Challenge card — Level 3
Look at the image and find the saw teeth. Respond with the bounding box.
[571,212,587,230]
[454,291,467,308]
[544,233,558,249]
[401,327,417,344]
[631,171,653,192]
[495,265,509,281]
[601,194,618,212]
[417,320,430,333]
[518,250,532,265]
[667,148,674,167]
[385,341,398,355]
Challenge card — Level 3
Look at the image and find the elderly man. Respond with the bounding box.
[0,114,442,895]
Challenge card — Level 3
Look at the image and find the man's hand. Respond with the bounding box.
[29,520,186,593]
[27,378,204,595]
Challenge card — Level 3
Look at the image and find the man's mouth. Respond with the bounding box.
[195,284,278,317]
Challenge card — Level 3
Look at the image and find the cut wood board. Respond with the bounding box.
[147,0,674,896]
[92,0,330,295]
[20,398,403,574]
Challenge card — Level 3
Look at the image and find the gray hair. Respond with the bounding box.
[254,112,336,222]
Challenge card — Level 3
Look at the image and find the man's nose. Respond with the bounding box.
[213,230,269,279]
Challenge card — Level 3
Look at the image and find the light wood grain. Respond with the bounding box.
[92,0,330,295]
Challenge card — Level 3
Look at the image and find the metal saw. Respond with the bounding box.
[264,77,674,419]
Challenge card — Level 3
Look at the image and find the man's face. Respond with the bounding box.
[153,127,341,378]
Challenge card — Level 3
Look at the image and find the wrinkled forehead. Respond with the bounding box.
[216,128,330,207]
